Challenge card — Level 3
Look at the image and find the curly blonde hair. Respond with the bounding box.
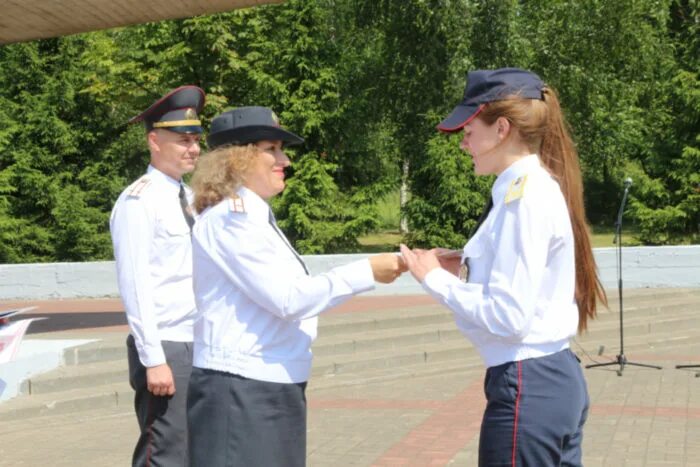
[191,144,259,213]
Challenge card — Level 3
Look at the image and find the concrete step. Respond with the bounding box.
[314,321,463,357]
[18,299,698,397]
[577,322,700,357]
[312,338,479,378]
[20,359,128,396]
[0,382,133,421]
[309,357,486,393]
[3,342,480,420]
[4,288,697,420]
[604,287,700,303]
[584,313,700,340]
[36,291,697,368]
[7,325,700,420]
[61,337,127,366]
[599,295,700,316]
[318,305,450,336]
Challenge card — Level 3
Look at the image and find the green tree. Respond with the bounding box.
[274,153,377,253]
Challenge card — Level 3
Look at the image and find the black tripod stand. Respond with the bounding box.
[586,178,662,376]
[675,363,700,377]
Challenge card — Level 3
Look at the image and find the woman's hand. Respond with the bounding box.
[369,253,408,283]
[399,244,442,283]
[435,248,462,276]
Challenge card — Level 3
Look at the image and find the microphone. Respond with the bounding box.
[614,177,633,244]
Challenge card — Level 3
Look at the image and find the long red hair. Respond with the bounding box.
[479,88,606,332]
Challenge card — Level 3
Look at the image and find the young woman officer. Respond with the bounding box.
[186,106,406,467]
[400,68,606,466]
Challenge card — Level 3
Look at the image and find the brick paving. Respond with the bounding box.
[0,294,699,466]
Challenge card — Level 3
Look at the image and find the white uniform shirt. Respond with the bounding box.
[191,186,375,384]
[423,154,578,367]
[110,165,196,367]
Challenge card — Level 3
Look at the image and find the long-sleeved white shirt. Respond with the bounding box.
[191,186,374,384]
[110,165,196,367]
[422,154,579,368]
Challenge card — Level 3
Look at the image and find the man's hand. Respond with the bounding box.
[399,244,442,283]
[146,363,176,396]
[369,253,408,284]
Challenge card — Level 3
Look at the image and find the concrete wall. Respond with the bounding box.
[1,246,699,300]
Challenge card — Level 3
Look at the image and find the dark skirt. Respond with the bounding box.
[187,367,307,467]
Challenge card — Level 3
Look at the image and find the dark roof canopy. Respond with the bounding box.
[0,0,283,45]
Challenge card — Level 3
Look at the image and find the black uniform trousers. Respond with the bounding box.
[126,335,193,467]
[187,367,307,467]
[479,349,589,467]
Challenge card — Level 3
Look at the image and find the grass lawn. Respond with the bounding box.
[358,226,642,253]
[589,226,640,248]
[357,231,403,253]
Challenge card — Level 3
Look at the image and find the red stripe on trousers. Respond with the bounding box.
[511,361,523,467]
[146,396,153,467]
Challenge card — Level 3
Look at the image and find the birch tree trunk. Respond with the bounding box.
[400,158,409,234]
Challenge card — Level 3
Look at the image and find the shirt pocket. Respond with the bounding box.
[462,231,493,283]
[161,212,191,238]
[165,222,191,237]
[463,230,492,262]
[155,214,191,255]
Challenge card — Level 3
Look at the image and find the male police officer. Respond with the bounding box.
[110,86,204,466]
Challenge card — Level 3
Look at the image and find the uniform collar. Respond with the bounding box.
[147,165,183,193]
[236,186,273,224]
[491,154,541,204]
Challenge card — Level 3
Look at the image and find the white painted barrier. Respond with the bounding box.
[1,246,698,300]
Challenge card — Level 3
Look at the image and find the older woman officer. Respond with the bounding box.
[187,106,406,467]
[401,68,607,466]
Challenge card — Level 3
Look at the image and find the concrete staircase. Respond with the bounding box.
[1,288,699,421]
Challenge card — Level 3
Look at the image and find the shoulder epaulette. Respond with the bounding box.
[127,176,152,198]
[229,195,246,214]
[505,175,528,204]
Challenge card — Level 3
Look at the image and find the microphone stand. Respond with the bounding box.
[675,363,700,377]
[586,180,662,376]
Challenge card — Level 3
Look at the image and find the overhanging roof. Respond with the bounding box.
[0,0,284,45]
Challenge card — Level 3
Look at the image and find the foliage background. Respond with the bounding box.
[0,0,698,262]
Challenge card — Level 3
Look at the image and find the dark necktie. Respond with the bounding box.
[178,184,195,231]
[470,197,493,237]
[268,209,309,275]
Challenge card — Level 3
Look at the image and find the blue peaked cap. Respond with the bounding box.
[437,68,545,133]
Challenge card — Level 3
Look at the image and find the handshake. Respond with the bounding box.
[369,244,463,284]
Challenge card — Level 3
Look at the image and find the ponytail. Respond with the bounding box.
[479,88,607,333]
[540,88,606,332]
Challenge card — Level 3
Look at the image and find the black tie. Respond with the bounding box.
[179,184,195,231]
[268,209,309,275]
[470,197,493,237]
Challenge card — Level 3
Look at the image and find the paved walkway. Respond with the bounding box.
[1,294,699,466]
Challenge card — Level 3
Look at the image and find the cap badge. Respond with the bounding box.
[271,111,280,126]
[185,108,197,120]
